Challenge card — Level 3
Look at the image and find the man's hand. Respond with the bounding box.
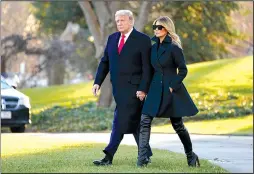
[136,91,146,101]
[169,87,173,93]
[92,84,100,96]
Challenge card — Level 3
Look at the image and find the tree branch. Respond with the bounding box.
[25,48,45,55]
[78,1,103,58]
[92,1,111,34]
[135,1,153,31]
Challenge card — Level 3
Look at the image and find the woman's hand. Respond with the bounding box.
[169,87,173,93]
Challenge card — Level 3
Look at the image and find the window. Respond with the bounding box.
[1,80,12,89]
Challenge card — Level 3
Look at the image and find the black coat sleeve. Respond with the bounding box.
[93,36,111,86]
[170,45,188,91]
[138,36,153,93]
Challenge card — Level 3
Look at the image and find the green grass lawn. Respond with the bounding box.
[17,56,252,134]
[1,135,227,173]
[21,81,96,113]
[185,56,253,95]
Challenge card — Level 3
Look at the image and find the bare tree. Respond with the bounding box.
[1,1,40,73]
[46,22,81,85]
[1,34,45,73]
[1,21,94,87]
[78,1,152,107]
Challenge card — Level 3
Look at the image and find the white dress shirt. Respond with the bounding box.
[118,27,133,46]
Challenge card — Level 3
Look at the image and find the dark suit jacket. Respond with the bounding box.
[142,35,199,118]
[94,28,153,133]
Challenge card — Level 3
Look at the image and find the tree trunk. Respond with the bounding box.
[135,1,153,31]
[47,59,65,85]
[78,1,103,58]
[79,1,115,108]
[52,59,65,85]
[1,57,6,73]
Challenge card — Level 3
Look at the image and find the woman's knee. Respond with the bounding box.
[170,117,186,134]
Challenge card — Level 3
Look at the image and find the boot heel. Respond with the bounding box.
[187,152,200,167]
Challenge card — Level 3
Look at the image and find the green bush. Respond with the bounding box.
[30,102,114,132]
[30,90,253,132]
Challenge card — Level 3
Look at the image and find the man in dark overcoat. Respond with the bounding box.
[92,10,153,166]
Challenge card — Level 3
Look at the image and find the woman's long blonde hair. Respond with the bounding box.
[153,16,182,49]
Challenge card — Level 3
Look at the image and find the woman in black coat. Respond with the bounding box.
[136,16,200,167]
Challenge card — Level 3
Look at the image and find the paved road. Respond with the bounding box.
[4,133,253,173]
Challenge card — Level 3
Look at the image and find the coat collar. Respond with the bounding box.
[151,35,172,44]
[115,28,138,56]
[151,35,172,59]
[116,28,138,41]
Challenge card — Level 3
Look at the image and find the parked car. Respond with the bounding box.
[1,72,20,89]
[1,79,31,133]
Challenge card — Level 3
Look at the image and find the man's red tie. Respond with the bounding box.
[118,34,125,54]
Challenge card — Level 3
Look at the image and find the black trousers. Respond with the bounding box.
[138,114,193,161]
[104,108,153,158]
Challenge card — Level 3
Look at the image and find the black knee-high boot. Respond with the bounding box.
[171,117,200,167]
[137,114,153,167]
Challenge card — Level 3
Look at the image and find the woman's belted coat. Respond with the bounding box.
[142,35,199,118]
